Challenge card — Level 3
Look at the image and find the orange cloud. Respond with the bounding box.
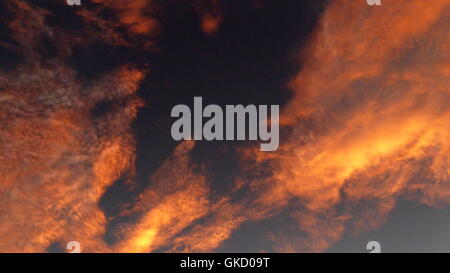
[0,0,448,253]
[251,0,450,251]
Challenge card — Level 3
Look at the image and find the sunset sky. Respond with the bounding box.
[0,0,449,253]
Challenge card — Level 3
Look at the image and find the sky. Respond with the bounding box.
[0,0,449,253]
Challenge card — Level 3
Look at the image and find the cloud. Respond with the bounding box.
[0,0,448,253]
[249,0,450,251]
